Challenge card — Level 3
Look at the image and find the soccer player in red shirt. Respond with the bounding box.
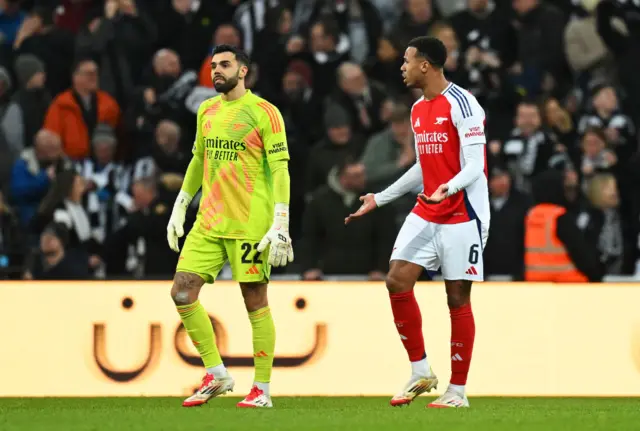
[345,36,489,408]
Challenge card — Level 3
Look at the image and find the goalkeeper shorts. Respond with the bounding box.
[177,227,271,283]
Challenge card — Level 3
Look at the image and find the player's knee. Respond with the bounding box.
[170,272,203,305]
[445,281,471,309]
[240,283,268,312]
[385,273,411,294]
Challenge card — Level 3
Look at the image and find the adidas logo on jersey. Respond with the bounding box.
[414,117,420,128]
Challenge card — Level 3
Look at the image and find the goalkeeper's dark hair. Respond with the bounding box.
[211,44,251,69]
[407,36,447,69]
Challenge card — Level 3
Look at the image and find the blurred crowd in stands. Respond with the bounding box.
[0,0,639,281]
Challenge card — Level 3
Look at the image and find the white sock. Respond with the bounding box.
[206,364,228,379]
[255,381,270,396]
[410,357,430,378]
[448,383,465,396]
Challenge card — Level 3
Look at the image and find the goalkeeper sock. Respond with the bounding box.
[176,300,226,378]
[389,291,427,364]
[449,303,475,386]
[249,306,276,392]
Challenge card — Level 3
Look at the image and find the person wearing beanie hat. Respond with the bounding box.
[306,102,365,192]
[14,54,45,89]
[345,35,490,409]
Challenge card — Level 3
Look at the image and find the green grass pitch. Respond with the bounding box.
[1,397,639,430]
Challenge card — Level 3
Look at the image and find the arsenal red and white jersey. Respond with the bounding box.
[411,82,489,225]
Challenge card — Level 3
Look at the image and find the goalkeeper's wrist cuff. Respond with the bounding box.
[274,203,289,229]
[174,190,193,210]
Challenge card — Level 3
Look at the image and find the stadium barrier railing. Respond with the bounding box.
[1,281,639,397]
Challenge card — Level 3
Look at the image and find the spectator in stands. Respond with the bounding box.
[366,33,405,97]
[503,100,568,192]
[25,222,91,280]
[32,169,102,269]
[13,6,75,96]
[151,119,188,175]
[305,16,350,100]
[75,0,157,106]
[1,54,51,159]
[429,22,466,84]
[451,0,509,58]
[508,0,568,97]
[277,59,324,146]
[300,157,395,280]
[577,127,618,187]
[524,169,604,282]
[542,96,577,157]
[596,0,640,121]
[306,103,366,194]
[134,49,198,137]
[154,0,218,71]
[101,176,177,278]
[585,173,633,275]
[43,58,121,160]
[484,164,532,280]
[0,66,14,189]
[0,0,26,48]
[77,124,132,244]
[329,62,389,138]
[252,5,293,96]
[360,103,416,225]
[564,0,616,88]
[0,189,24,279]
[306,0,384,66]
[392,0,438,45]
[9,129,67,227]
[577,84,635,162]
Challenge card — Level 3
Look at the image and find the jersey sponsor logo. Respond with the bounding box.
[417,143,444,155]
[205,137,247,161]
[414,117,421,128]
[415,131,448,144]
[268,141,287,156]
[434,117,448,125]
[464,126,484,139]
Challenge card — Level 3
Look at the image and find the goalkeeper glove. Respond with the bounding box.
[257,203,294,267]
[167,190,192,252]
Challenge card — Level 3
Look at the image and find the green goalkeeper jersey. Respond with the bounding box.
[190,90,290,240]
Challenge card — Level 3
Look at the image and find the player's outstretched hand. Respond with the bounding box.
[419,184,449,204]
[345,193,377,225]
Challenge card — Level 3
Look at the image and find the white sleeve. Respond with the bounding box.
[446,143,484,196]
[374,163,423,206]
[450,91,487,148]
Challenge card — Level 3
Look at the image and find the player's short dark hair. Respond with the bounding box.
[211,44,251,69]
[407,36,447,69]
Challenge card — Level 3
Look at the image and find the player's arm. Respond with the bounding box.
[167,104,206,252]
[445,101,486,197]
[256,102,294,267]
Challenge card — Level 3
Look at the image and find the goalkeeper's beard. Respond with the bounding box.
[213,72,240,94]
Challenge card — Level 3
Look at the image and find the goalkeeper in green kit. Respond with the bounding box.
[166,45,293,408]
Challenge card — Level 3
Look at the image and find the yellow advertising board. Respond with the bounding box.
[1,281,640,397]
